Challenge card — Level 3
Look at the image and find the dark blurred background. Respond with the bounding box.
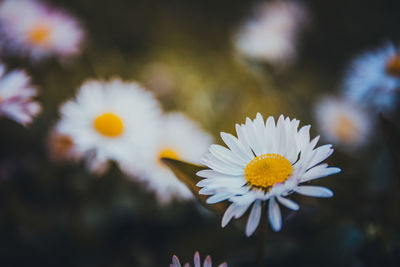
[1,0,400,266]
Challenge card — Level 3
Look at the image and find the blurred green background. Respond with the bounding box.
[1,0,400,266]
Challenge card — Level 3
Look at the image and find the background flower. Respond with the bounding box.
[0,0,85,60]
[58,79,162,174]
[343,43,400,112]
[234,0,308,67]
[121,112,212,204]
[0,63,41,126]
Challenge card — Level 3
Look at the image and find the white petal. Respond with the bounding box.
[196,169,242,179]
[301,165,341,182]
[295,186,334,198]
[264,116,275,152]
[268,197,282,232]
[230,193,256,205]
[246,200,262,236]
[206,193,232,204]
[277,196,299,211]
[198,187,215,195]
[244,117,262,156]
[308,144,334,168]
[221,132,253,161]
[235,124,255,158]
[201,156,244,176]
[222,202,251,227]
[218,263,228,267]
[209,144,247,167]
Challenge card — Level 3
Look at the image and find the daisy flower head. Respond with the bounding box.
[315,96,371,149]
[343,43,400,112]
[171,251,227,267]
[121,112,212,204]
[197,113,341,236]
[234,0,308,67]
[0,63,41,126]
[0,0,84,61]
[58,79,162,175]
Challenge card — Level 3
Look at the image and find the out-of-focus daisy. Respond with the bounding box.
[197,113,340,236]
[171,251,227,267]
[58,79,161,174]
[0,0,84,60]
[343,43,400,111]
[47,121,82,163]
[0,63,41,126]
[121,113,212,204]
[234,0,308,67]
[315,97,371,149]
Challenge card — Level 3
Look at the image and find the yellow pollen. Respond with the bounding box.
[28,24,51,45]
[386,54,400,77]
[93,112,124,138]
[245,153,293,190]
[333,115,359,144]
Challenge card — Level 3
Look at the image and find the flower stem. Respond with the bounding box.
[257,204,268,267]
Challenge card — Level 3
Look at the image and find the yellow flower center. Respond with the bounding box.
[386,54,400,77]
[159,148,180,160]
[157,148,180,167]
[28,23,51,46]
[333,115,359,144]
[245,153,293,190]
[93,112,124,138]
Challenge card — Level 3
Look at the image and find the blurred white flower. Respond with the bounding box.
[315,97,372,149]
[171,251,227,267]
[58,79,161,174]
[0,0,84,60]
[234,0,308,67]
[47,121,83,163]
[343,43,400,112]
[197,113,340,236]
[121,112,212,204]
[0,63,41,126]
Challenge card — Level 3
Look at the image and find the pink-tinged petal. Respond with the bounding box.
[203,255,212,267]
[194,251,201,267]
[171,255,181,267]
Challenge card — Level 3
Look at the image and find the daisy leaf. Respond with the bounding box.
[161,157,228,214]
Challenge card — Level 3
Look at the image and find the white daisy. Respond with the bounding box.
[171,251,227,267]
[315,97,371,149]
[197,113,340,236]
[0,63,41,126]
[343,43,400,111]
[234,0,308,66]
[0,0,84,60]
[58,79,162,174]
[121,112,212,204]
